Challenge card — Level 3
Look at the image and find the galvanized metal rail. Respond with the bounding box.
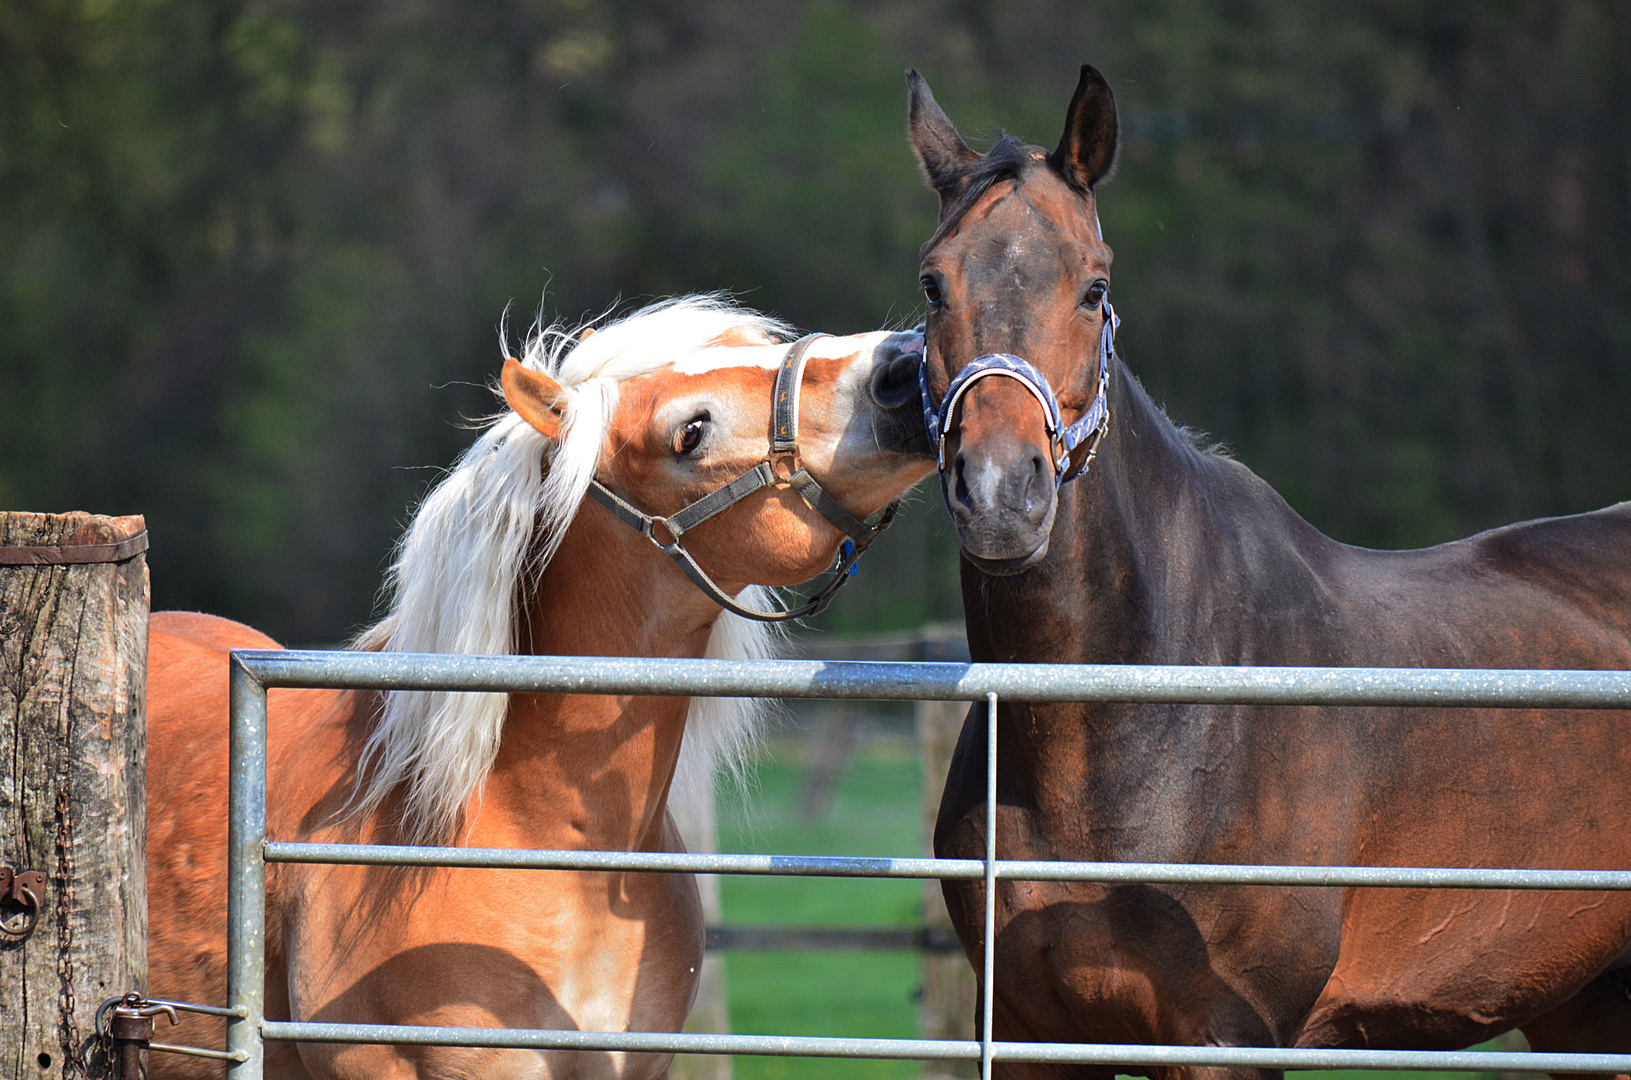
[226,650,1631,1079]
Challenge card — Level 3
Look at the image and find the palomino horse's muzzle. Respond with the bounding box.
[919,302,1118,490]
[587,334,898,622]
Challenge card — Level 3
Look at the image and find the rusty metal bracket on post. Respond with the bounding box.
[0,866,45,942]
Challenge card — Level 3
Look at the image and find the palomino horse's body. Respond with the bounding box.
[147,298,931,1080]
[906,68,1631,1080]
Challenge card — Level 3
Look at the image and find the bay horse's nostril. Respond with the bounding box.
[952,452,974,510]
[1025,448,1049,515]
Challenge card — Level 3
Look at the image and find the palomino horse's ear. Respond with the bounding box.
[707,325,775,349]
[503,358,569,440]
[1050,64,1119,194]
[907,69,979,200]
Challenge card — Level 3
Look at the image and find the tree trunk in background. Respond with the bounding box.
[669,782,731,1080]
[917,699,976,1079]
[0,513,149,1080]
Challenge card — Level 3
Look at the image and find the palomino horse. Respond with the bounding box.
[906,67,1631,1079]
[146,296,932,1079]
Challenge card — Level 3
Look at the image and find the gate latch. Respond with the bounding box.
[0,866,45,942]
[98,994,180,1079]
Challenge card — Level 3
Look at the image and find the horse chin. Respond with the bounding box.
[959,537,1052,577]
[954,495,1056,576]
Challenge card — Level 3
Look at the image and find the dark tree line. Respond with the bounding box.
[3,0,1628,644]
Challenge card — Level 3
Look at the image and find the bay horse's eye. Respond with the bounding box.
[675,413,709,456]
[1083,281,1107,309]
[921,276,943,308]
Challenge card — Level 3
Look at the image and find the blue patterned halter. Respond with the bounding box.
[919,301,1119,487]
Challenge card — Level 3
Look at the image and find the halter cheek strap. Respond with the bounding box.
[586,333,898,623]
[919,301,1118,487]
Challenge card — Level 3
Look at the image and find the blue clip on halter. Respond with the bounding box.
[918,302,1119,487]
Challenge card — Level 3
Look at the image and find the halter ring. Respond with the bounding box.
[770,452,800,483]
[646,517,678,548]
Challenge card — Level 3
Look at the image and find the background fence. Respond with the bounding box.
[222,650,1631,1079]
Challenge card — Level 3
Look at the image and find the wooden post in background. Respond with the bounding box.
[916,699,976,1080]
[1,512,149,1079]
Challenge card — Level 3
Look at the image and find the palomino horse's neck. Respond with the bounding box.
[479,505,725,854]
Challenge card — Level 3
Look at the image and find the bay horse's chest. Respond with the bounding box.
[933,700,1348,1049]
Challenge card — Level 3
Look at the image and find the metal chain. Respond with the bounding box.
[65,1002,115,1080]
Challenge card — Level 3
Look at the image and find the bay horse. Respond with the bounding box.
[145,296,932,1079]
[906,66,1631,1080]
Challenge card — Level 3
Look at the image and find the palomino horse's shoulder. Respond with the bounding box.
[151,609,282,653]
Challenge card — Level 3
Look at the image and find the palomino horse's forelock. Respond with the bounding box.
[352,295,791,844]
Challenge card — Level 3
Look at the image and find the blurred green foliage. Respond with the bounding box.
[3,0,1629,643]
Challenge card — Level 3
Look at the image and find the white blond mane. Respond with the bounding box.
[354,295,792,843]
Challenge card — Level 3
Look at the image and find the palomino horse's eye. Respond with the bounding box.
[675,413,709,456]
[1083,281,1108,309]
[921,276,943,308]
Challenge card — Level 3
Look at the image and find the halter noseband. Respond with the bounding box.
[919,301,1118,486]
[586,334,897,622]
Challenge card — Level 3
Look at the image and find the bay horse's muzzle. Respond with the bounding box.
[948,421,1057,570]
[920,304,1118,573]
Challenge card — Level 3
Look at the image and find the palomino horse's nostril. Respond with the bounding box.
[870,344,925,409]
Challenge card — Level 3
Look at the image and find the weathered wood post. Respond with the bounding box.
[0,512,149,1079]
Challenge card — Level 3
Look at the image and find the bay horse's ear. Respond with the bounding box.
[503,358,569,440]
[1050,64,1119,193]
[907,69,979,199]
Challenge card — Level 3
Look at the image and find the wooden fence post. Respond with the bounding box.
[0,512,149,1079]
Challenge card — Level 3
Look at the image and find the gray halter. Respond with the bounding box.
[586,334,898,622]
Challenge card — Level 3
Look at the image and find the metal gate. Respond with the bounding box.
[221,650,1631,1078]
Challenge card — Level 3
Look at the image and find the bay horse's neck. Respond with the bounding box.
[960,358,1335,669]
[478,510,723,853]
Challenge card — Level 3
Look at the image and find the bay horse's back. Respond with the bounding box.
[1474,500,1631,619]
[1297,502,1631,1062]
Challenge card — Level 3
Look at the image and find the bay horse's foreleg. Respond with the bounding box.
[1520,967,1631,1080]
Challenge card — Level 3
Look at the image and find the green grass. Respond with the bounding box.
[717,735,926,1080]
[714,732,1525,1080]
